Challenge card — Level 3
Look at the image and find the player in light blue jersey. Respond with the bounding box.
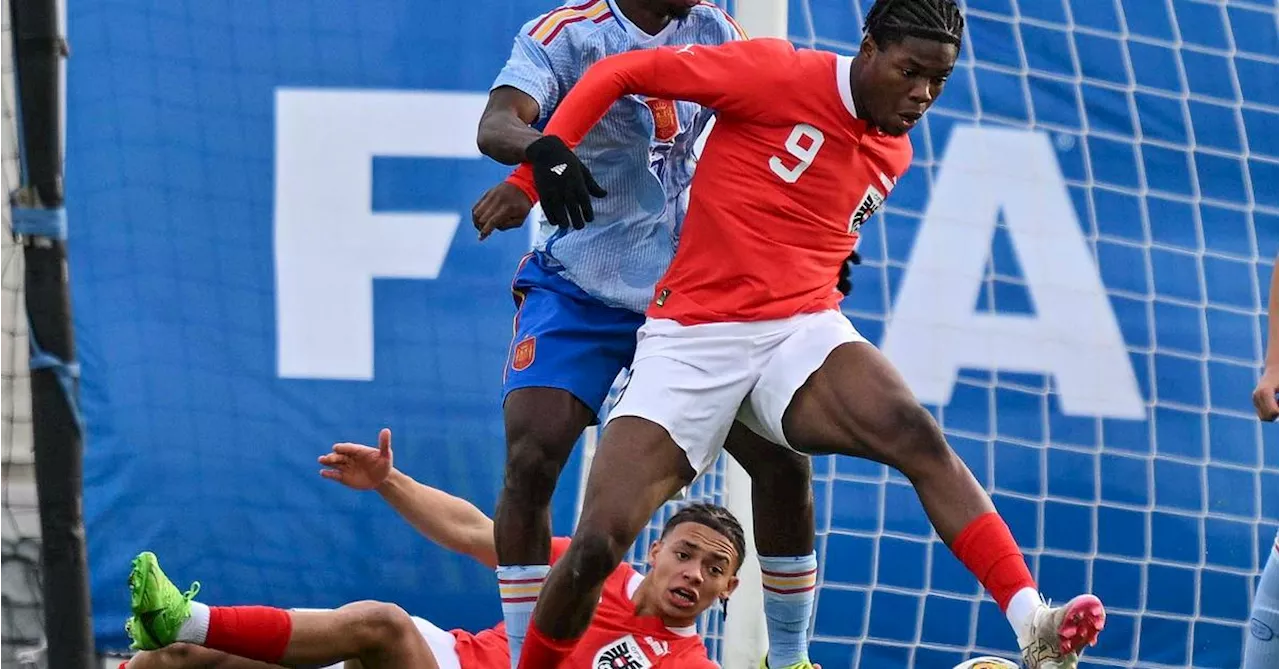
[1246,257,1278,669]
[470,2,823,669]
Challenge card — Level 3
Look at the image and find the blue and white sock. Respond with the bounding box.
[759,553,818,668]
[497,564,550,669]
[1244,541,1279,669]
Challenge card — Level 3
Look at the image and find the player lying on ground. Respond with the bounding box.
[122,430,1019,669]
[1244,255,1278,669]
[472,1,822,667]
[123,430,743,669]
[504,1,1105,668]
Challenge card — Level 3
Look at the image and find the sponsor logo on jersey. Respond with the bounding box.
[646,98,680,143]
[593,634,652,668]
[512,336,536,371]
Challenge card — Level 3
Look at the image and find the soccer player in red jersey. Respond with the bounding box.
[507,1,1106,668]
[122,430,744,669]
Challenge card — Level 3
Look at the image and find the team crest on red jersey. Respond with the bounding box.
[645,98,680,142]
[849,184,886,234]
[593,634,652,668]
[512,336,536,371]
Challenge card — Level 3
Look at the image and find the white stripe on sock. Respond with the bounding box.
[177,601,210,645]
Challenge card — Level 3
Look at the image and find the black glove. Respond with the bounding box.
[836,249,862,296]
[525,135,607,230]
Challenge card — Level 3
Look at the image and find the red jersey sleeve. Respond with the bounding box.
[510,38,798,192]
[505,168,539,203]
[547,37,795,138]
[548,537,573,564]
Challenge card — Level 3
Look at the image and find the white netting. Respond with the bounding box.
[2,0,45,665]
[787,1,1278,667]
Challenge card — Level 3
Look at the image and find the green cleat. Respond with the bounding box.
[126,551,201,651]
[124,615,160,651]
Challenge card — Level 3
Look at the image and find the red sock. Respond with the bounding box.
[950,512,1036,611]
[516,620,579,669]
[204,606,293,663]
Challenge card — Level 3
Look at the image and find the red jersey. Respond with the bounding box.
[511,38,912,325]
[450,538,716,668]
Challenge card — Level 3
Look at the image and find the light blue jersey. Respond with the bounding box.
[492,0,744,313]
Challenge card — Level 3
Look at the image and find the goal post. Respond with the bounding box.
[7,0,94,665]
[719,3,788,667]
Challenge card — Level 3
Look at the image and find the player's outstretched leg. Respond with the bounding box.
[780,343,1104,668]
[1244,539,1279,668]
[723,422,818,669]
[126,552,440,668]
[494,388,596,669]
[518,416,696,668]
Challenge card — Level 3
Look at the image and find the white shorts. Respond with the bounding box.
[411,616,462,669]
[608,310,865,475]
[310,613,460,669]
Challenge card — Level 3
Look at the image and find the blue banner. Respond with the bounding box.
[68,0,1278,666]
[69,0,577,649]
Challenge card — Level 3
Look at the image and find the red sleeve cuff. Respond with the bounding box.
[505,167,539,205]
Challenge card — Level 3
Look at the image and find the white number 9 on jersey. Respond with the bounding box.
[769,123,825,184]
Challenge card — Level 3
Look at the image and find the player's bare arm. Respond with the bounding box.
[471,88,543,239]
[321,428,498,568]
[477,86,543,165]
[472,181,533,241]
[1254,256,1278,421]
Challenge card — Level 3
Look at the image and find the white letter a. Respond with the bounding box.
[882,126,1144,420]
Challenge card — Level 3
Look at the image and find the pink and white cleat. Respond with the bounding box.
[1019,594,1106,669]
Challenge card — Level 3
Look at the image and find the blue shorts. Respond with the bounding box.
[502,253,647,420]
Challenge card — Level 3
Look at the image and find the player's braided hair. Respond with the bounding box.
[661,501,748,574]
[863,0,965,47]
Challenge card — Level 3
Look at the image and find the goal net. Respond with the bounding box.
[2,0,46,663]
[785,1,1278,667]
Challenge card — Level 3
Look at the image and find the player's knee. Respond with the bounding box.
[564,527,628,587]
[731,430,810,483]
[874,398,952,471]
[501,435,569,508]
[772,447,813,487]
[340,601,415,653]
[751,448,813,498]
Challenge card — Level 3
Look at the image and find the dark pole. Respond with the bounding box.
[10,0,94,666]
